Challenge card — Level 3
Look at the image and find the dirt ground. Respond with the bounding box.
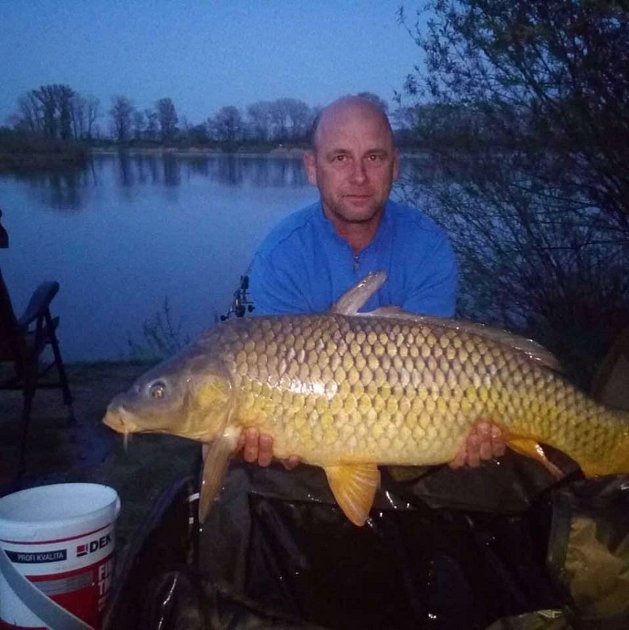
[0,361,200,587]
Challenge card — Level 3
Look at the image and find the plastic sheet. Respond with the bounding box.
[107,460,629,629]
[196,460,564,629]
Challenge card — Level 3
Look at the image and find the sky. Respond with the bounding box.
[0,1,424,128]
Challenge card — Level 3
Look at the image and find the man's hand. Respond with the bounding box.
[238,428,300,470]
[449,421,506,469]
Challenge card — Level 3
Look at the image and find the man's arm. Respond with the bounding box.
[401,233,458,317]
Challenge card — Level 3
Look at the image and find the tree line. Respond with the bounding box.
[4,88,390,149]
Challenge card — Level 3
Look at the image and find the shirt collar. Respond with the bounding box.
[315,199,392,253]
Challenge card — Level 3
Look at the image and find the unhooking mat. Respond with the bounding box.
[117,451,629,630]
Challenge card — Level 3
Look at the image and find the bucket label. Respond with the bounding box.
[5,551,68,564]
[96,556,114,613]
[76,534,112,558]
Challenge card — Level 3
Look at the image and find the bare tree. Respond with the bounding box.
[144,109,159,140]
[85,96,99,140]
[266,98,314,141]
[156,97,178,143]
[210,106,243,146]
[16,92,41,133]
[247,101,273,142]
[56,85,74,141]
[71,94,86,139]
[133,110,146,141]
[356,91,389,113]
[282,97,313,140]
[109,96,135,142]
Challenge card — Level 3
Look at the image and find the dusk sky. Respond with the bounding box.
[0,1,424,128]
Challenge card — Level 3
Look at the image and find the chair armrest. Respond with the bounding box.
[17,281,60,328]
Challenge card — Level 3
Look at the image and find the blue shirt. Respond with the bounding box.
[248,199,457,316]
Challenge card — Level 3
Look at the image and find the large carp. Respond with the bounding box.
[104,273,629,526]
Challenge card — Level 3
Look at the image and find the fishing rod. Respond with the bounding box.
[220,274,255,320]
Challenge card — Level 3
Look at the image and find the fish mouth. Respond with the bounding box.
[103,405,140,434]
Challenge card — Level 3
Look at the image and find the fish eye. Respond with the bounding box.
[148,381,167,399]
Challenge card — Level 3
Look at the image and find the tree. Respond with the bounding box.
[109,96,135,142]
[132,111,146,141]
[356,91,389,113]
[266,98,313,141]
[13,84,80,141]
[156,97,178,143]
[398,0,629,384]
[144,109,159,140]
[16,92,41,134]
[187,123,210,145]
[247,101,273,142]
[56,85,74,141]
[84,96,100,140]
[210,106,243,146]
[70,94,86,139]
[399,0,629,229]
[35,85,58,139]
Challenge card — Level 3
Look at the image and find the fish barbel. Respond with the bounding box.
[104,273,629,526]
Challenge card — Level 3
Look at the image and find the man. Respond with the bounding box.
[241,95,503,468]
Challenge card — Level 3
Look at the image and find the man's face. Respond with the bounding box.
[303,102,399,229]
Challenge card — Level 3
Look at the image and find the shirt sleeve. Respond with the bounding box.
[401,233,458,317]
[248,251,311,316]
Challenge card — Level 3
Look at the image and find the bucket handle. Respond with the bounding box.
[0,547,93,630]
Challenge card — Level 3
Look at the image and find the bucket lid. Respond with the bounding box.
[0,483,120,543]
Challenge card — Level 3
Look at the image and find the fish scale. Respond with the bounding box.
[196,314,615,470]
[104,273,629,526]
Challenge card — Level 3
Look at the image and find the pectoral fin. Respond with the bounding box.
[508,437,563,478]
[324,464,380,526]
[199,435,235,522]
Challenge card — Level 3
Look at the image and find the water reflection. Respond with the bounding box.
[217,155,243,186]
[163,154,181,187]
[11,168,91,212]
[9,153,311,213]
[118,151,134,187]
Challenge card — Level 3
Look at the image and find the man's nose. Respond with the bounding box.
[349,160,367,184]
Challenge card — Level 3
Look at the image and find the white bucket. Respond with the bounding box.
[0,483,120,630]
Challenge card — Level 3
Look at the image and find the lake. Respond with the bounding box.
[0,153,320,361]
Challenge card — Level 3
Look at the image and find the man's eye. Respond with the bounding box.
[148,381,167,399]
[334,155,347,162]
[368,153,384,161]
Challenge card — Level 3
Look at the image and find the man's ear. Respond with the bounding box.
[303,151,318,186]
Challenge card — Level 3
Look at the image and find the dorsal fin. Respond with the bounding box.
[361,308,562,372]
[331,271,387,315]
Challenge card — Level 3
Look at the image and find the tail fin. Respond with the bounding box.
[581,409,629,477]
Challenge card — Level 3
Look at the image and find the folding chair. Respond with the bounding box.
[0,268,73,478]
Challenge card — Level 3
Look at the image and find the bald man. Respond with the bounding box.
[242,95,504,469]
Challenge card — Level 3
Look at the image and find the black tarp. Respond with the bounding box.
[106,454,629,630]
